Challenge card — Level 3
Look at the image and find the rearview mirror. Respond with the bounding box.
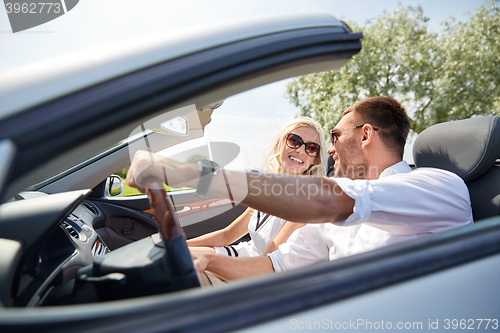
[160,116,188,136]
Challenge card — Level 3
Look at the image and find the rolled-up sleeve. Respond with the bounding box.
[334,177,374,225]
[333,168,473,235]
[267,224,329,273]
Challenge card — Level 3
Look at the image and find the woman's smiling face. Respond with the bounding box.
[279,126,320,175]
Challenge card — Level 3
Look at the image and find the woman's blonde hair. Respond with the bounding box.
[263,117,327,176]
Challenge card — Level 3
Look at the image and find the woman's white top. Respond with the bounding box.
[214,211,287,257]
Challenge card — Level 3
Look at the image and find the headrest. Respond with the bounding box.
[327,155,335,177]
[413,116,500,182]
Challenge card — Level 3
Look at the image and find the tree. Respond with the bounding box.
[286,2,500,134]
[185,154,207,164]
[115,165,129,179]
[420,1,500,131]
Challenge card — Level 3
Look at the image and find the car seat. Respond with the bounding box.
[413,116,500,222]
[327,155,335,177]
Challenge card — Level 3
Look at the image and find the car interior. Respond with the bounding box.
[0,17,499,331]
[413,115,500,222]
[3,106,499,310]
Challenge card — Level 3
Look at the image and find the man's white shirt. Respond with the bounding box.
[267,161,474,273]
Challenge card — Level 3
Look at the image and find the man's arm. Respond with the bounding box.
[126,151,354,223]
[192,252,274,281]
[192,223,330,280]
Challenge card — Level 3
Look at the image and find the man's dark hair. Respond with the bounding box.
[343,96,410,159]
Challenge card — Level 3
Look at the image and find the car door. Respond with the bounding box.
[30,105,248,249]
[0,14,364,331]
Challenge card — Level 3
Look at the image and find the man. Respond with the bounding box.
[126,96,473,282]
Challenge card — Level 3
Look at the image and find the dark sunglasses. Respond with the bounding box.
[286,133,321,157]
[330,124,378,144]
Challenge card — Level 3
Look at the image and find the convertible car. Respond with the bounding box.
[0,14,499,332]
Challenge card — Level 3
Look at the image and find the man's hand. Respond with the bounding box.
[190,251,275,281]
[191,251,209,273]
[126,150,198,192]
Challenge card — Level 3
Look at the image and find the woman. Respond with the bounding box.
[187,117,327,257]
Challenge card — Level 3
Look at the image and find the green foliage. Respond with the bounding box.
[115,166,129,179]
[286,2,500,134]
[121,182,189,196]
[423,1,500,131]
[114,165,190,197]
[185,154,207,164]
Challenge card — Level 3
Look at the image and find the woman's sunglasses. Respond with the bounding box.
[286,133,321,157]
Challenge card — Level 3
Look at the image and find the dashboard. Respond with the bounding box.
[0,188,197,308]
[0,190,110,307]
[62,201,109,259]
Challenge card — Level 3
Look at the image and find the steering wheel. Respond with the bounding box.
[65,178,200,303]
[143,177,201,288]
[144,178,185,242]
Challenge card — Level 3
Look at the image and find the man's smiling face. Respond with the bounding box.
[327,112,369,180]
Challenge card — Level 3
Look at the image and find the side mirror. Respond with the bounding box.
[105,175,124,197]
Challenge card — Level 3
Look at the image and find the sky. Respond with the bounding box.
[0,0,487,169]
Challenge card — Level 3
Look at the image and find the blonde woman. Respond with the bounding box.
[187,117,327,257]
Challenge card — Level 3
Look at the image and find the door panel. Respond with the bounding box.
[90,199,158,250]
[91,190,247,249]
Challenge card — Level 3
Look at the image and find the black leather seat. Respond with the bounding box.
[327,155,335,177]
[413,116,500,222]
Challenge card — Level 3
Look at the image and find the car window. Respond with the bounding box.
[115,165,190,197]
[116,78,301,197]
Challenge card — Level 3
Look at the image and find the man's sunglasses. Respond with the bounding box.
[330,124,378,144]
[286,133,321,157]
